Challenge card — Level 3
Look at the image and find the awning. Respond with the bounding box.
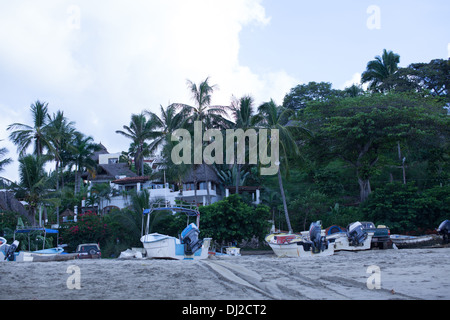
[143,206,199,217]
[14,227,58,234]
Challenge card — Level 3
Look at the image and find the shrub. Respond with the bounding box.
[199,194,271,244]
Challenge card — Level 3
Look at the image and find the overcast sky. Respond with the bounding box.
[1,0,449,183]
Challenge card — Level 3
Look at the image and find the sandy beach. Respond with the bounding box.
[1,247,449,301]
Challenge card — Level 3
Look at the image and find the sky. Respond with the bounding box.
[0,0,449,183]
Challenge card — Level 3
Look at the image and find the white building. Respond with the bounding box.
[80,147,260,214]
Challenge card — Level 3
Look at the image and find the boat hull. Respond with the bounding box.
[390,234,440,249]
[328,232,374,251]
[268,242,334,258]
[266,233,334,258]
[141,233,211,260]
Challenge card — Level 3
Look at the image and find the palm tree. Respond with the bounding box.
[116,113,153,176]
[227,95,256,193]
[68,132,100,195]
[181,77,231,129]
[145,104,191,193]
[46,111,76,225]
[144,104,188,155]
[18,154,55,226]
[7,100,51,156]
[0,141,12,176]
[361,49,400,92]
[174,77,232,206]
[255,99,302,234]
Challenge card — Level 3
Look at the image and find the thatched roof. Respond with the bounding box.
[91,142,109,163]
[182,164,220,184]
[0,191,34,225]
[82,163,137,181]
[60,208,75,217]
[112,176,151,185]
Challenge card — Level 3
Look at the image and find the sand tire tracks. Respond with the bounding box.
[202,259,416,300]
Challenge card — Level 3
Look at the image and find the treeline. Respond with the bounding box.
[0,50,449,248]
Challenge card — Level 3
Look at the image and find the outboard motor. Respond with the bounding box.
[4,240,19,261]
[437,220,450,244]
[347,222,368,246]
[181,223,203,255]
[309,221,327,253]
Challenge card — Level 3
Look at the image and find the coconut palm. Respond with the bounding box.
[116,113,153,176]
[144,103,188,155]
[18,154,55,226]
[173,77,231,205]
[7,100,51,156]
[46,111,76,225]
[145,104,192,195]
[227,95,256,193]
[255,99,302,234]
[0,141,12,176]
[180,77,231,129]
[361,49,400,92]
[68,132,101,195]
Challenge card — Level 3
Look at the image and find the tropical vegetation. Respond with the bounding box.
[1,51,449,255]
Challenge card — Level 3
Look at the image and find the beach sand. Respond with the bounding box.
[1,247,449,300]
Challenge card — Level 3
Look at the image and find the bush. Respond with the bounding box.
[59,210,109,252]
[360,182,450,234]
[199,194,271,244]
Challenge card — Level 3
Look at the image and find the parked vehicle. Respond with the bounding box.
[76,243,101,259]
[360,222,393,249]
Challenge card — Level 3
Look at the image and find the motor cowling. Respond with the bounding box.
[181,223,203,255]
[347,222,368,246]
[4,240,19,261]
[437,220,450,243]
[309,221,328,253]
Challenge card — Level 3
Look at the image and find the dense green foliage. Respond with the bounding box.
[360,183,450,234]
[1,52,449,254]
[199,194,271,244]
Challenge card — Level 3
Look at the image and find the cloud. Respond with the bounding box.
[0,0,299,182]
[340,73,362,90]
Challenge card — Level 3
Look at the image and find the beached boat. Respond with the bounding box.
[2,227,77,262]
[0,238,22,261]
[140,205,211,260]
[390,234,441,249]
[326,222,374,251]
[266,221,334,258]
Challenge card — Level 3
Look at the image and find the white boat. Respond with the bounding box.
[266,221,334,258]
[326,222,374,251]
[141,232,211,260]
[140,205,211,260]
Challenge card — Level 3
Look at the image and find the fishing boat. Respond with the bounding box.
[266,221,334,258]
[390,234,441,249]
[326,222,374,251]
[2,227,77,262]
[0,238,23,261]
[140,205,211,260]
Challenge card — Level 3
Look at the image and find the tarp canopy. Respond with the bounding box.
[15,227,58,234]
[143,206,199,217]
